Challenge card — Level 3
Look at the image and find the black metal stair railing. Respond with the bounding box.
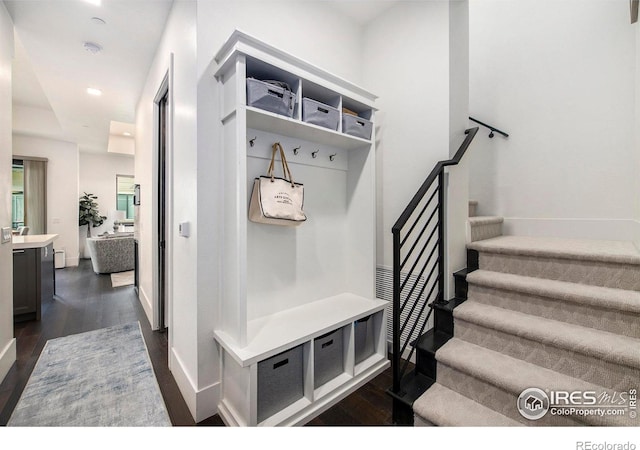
[390,127,478,397]
[469,116,508,139]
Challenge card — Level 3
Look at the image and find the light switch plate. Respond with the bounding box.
[1,227,11,244]
[178,222,190,238]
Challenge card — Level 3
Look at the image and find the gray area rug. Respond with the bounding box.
[8,322,171,426]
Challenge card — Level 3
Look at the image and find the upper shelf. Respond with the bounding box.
[242,106,372,150]
[214,29,378,108]
[214,292,387,367]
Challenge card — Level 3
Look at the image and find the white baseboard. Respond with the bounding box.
[218,400,243,426]
[64,256,80,267]
[503,218,640,244]
[0,338,16,384]
[170,347,220,423]
[139,286,154,329]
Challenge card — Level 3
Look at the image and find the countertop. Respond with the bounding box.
[12,234,59,250]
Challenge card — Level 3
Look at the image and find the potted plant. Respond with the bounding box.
[79,192,106,238]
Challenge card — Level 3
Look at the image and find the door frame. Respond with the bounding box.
[152,55,174,351]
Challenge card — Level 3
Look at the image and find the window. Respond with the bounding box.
[116,174,135,220]
[12,160,24,229]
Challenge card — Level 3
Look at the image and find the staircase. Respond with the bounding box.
[410,201,640,426]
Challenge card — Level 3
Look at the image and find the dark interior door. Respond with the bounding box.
[158,91,168,331]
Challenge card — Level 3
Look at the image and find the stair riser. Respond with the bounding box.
[392,398,415,426]
[468,203,477,218]
[470,222,503,242]
[453,274,468,300]
[436,365,630,426]
[434,308,454,336]
[454,319,640,392]
[416,349,437,379]
[469,284,640,339]
[479,253,640,291]
[467,249,479,271]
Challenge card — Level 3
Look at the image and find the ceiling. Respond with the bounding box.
[327,0,399,25]
[5,0,174,154]
[6,0,398,154]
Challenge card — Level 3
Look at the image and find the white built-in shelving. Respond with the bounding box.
[213,30,388,427]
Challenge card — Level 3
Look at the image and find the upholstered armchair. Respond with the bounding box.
[86,233,134,274]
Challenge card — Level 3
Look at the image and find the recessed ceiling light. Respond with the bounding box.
[83,41,103,54]
[86,88,102,96]
[84,0,101,6]
[123,132,131,136]
[90,17,106,25]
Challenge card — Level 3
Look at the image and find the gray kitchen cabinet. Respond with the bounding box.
[13,243,54,321]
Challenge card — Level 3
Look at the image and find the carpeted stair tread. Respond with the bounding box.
[467,270,640,314]
[468,235,640,265]
[413,382,521,427]
[454,301,640,369]
[436,338,632,426]
[469,216,504,226]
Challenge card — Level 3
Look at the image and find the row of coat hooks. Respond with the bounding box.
[249,136,337,161]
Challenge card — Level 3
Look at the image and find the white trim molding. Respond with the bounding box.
[170,347,220,423]
[64,256,80,267]
[0,338,16,384]
[139,286,154,330]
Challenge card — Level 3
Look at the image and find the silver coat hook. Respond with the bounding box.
[249,136,257,147]
[311,150,319,158]
[293,146,301,155]
[329,153,337,161]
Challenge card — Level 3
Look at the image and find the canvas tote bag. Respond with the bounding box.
[249,142,307,226]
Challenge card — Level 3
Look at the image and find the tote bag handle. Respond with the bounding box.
[266,142,296,187]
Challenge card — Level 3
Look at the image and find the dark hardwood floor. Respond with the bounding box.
[0,260,394,426]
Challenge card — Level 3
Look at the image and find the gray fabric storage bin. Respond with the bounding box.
[247,78,296,118]
[302,98,339,130]
[257,345,304,423]
[342,114,373,140]
[354,315,375,365]
[313,328,344,388]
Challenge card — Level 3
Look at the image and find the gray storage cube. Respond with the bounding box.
[302,98,339,130]
[342,114,373,140]
[257,345,304,423]
[247,78,296,118]
[314,328,344,388]
[354,315,375,365]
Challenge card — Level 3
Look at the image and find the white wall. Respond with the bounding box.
[0,1,16,384]
[468,0,639,240]
[362,1,452,269]
[136,0,201,419]
[446,0,470,292]
[196,0,364,84]
[79,152,134,241]
[12,135,80,266]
